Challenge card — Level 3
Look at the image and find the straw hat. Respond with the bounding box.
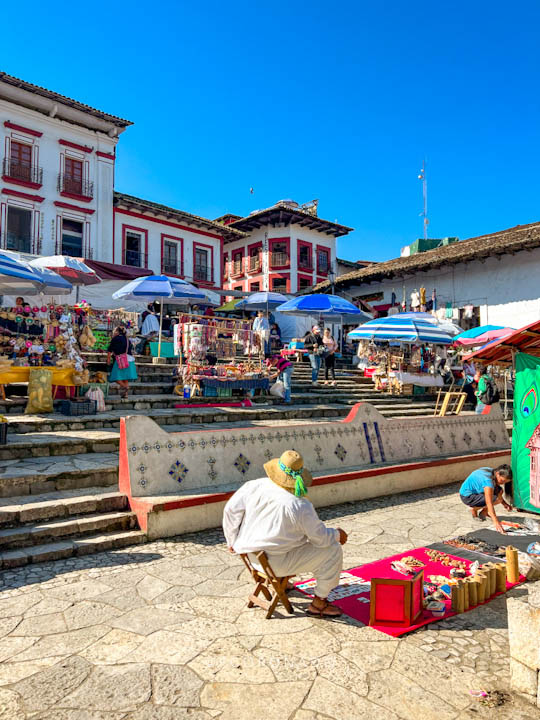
[264,450,313,497]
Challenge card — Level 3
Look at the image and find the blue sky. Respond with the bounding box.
[3,2,539,262]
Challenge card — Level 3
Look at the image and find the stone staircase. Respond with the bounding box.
[0,353,441,568]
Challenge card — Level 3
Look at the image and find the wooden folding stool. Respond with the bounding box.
[240,551,294,619]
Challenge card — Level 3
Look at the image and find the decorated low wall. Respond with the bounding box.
[508,583,540,706]
[118,402,510,538]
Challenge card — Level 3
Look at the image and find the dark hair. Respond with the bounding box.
[16,297,25,304]
[492,464,513,481]
[115,325,126,335]
[478,366,488,376]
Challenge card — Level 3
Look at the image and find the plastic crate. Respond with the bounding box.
[203,386,218,397]
[217,387,233,397]
[0,423,7,445]
[59,399,97,416]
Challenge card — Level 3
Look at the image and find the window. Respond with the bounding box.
[270,241,288,268]
[298,243,312,270]
[248,245,261,272]
[232,250,243,276]
[61,219,83,257]
[64,157,83,195]
[124,231,144,266]
[162,239,182,275]
[234,285,243,292]
[9,141,32,182]
[6,207,32,253]
[194,247,210,282]
[272,277,287,291]
[250,282,260,292]
[317,248,330,274]
[298,276,312,291]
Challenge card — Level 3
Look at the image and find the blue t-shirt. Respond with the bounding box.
[460,467,494,497]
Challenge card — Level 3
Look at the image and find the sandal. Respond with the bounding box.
[306,598,342,618]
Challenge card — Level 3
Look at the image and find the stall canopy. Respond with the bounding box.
[85,260,153,281]
[347,313,454,344]
[463,319,540,365]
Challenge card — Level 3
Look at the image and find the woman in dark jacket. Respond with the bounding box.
[107,326,138,399]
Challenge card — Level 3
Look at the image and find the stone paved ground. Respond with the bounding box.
[0,483,538,720]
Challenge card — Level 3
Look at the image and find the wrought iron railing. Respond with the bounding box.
[2,157,43,185]
[57,173,94,198]
[298,256,313,270]
[124,250,148,268]
[162,259,184,276]
[231,260,243,276]
[194,265,212,282]
[270,251,288,267]
[248,256,261,271]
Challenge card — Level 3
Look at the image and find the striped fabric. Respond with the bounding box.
[347,313,453,344]
[0,251,46,295]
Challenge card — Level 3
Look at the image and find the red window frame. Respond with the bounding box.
[247,241,262,274]
[270,272,290,293]
[121,224,148,268]
[193,241,214,285]
[231,248,244,277]
[160,234,184,277]
[250,280,261,292]
[316,244,331,276]
[269,237,290,270]
[233,284,243,292]
[297,240,313,271]
[297,272,313,292]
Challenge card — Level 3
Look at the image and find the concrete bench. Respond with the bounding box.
[119,402,511,539]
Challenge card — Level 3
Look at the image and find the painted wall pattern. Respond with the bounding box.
[122,402,510,498]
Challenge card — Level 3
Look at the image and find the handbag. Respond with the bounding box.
[269,381,286,399]
[116,353,129,370]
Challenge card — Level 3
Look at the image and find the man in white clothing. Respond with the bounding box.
[223,449,347,618]
[252,311,270,355]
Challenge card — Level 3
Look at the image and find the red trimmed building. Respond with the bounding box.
[219,200,352,295]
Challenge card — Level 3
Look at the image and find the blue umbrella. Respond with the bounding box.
[30,266,73,295]
[275,294,372,322]
[235,291,288,311]
[347,313,453,344]
[0,251,46,295]
[454,324,508,341]
[113,275,207,358]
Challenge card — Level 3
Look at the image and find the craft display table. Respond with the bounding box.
[0,366,77,400]
[192,376,269,398]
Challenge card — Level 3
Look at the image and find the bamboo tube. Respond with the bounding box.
[475,572,488,603]
[456,580,465,613]
[506,546,520,584]
[467,577,479,607]
[483,564,497,596]
[462,579,470,611]
[451,584,460,612]
[494,563,507,593]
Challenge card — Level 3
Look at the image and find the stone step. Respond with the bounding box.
[0,430,119,461]
[0,510,137,551]
[0,487,127,526]
[0,452,118,497]
[0,529,147,569]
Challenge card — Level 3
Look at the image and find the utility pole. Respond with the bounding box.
[418,159,428,240]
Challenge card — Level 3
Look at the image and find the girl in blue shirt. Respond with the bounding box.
[459,464,513,533]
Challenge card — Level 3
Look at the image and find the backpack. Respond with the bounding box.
[479,376,500,405]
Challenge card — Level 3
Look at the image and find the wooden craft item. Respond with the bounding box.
[451,584,460,612]
[462,580,470,611]
[369,570,424,627]
[475,572,488,603]
[506,546,520,584]
[467,577,478,606]
[456,580,465,613]
[494,563,507,592]
[482,564,497,596]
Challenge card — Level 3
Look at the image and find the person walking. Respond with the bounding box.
[107,326,137,399]
[322,328,337,386]
[303,325,324,386]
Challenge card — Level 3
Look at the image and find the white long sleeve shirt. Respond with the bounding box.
[223,477,339,555]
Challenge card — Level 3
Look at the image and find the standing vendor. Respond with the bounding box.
[459,464,513,533]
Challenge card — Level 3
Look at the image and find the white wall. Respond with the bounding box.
[113,209,222,288]
[0,98,117,260]
[343,248,540,327]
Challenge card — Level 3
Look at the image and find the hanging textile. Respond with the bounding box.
[512,353,540,514]
[445,302,453,319]
[464,304,474,319]
[431,289,437,311]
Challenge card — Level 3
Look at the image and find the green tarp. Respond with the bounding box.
[512,352,540,513]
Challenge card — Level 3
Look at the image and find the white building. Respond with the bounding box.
[314,221,540,329]
[0,72,131,261]
[218,200,352,294]
[112,192,243,293]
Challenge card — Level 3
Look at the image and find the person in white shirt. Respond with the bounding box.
[223,450,348,618]
[252,311,270,354]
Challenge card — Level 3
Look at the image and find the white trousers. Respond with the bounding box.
[252,541,343,599]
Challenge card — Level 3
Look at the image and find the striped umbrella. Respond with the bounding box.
[347,312,454,344]
[0,251,46,295]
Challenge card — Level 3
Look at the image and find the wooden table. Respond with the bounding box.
[0,366,76,400]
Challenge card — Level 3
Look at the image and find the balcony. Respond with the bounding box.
[123,250,148,268]
[317,260,329,274]
[231,259,243,277]
[194,264,212,283]
[2,157,43,188]
[298,256,313,271]
[6,232,32,253]
[247,256,261,273]
[162,259,184,277]
[270,251,288,268]
[57,173,94,201]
